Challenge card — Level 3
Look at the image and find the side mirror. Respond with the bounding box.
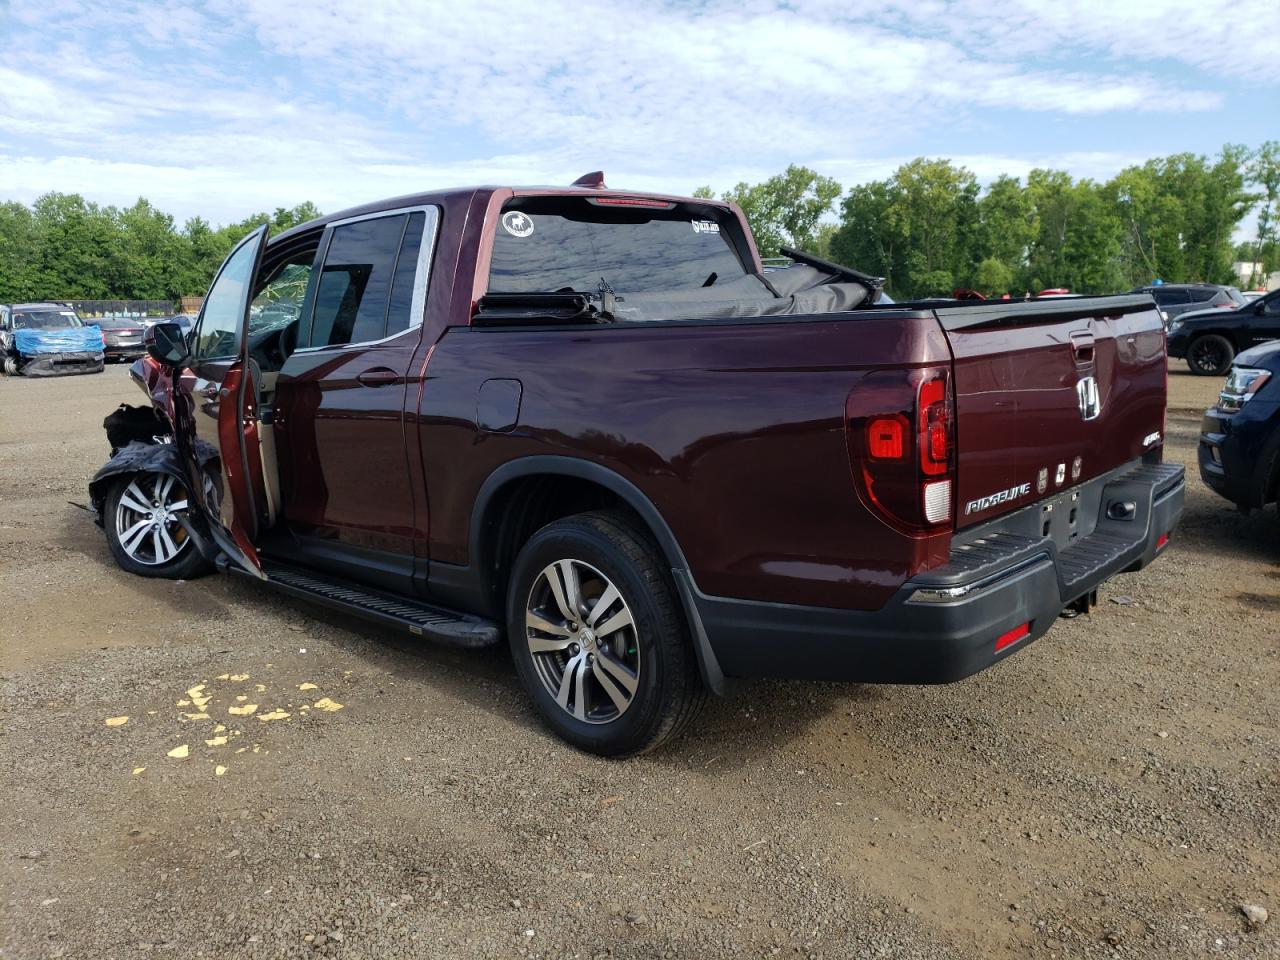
[145,321,188,367]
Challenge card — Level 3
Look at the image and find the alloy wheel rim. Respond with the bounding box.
[114,474,190,566]
[1192,341,1222,373]
[525,559,640,725]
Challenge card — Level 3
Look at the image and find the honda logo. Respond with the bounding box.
[1076,376,1101,421]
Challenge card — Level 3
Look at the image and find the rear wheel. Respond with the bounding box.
[104,472,209,579]
[506,511,705,757]
[1187,334,1234,376]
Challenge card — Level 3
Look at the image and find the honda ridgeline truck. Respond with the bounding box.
[89,174,1185,755]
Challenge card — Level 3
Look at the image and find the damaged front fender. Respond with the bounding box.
[88,439,222,565]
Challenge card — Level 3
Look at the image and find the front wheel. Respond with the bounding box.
[506,512,706,757]
[1187,334,1234,376]
[104,472,210,579]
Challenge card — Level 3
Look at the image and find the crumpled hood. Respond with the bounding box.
[14,325,105,355]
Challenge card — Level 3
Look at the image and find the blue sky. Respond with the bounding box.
[1,0,1277,228]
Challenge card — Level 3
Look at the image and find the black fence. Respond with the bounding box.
[69,300,178,319]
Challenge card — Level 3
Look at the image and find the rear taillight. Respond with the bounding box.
[845,367,955,538]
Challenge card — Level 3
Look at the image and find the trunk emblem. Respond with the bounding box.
[1036,468,1048,494]
[1055,463,1066,485]
[1076,376,1101,420]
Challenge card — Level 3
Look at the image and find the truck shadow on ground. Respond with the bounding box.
[220,573,854,768]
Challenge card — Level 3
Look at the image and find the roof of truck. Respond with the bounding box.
[273,179,732,247]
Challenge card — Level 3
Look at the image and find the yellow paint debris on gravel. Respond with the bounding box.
[183,712,210,720]
[297,682,318,691]
[228,704,258,717]
[166,744,189,759]
[215,673,230,680]
[229,674,250,682]
[235,695,248,702]
[312,697,344,713]
[255,683,266,692]
[257,710,290,722]
[214,766,227,777]
[104,716,128,727]
[131,767,145,776]
[205,736,228,747]
[213,724,226,733]
[175,699,190,706]
[186,684,206,698]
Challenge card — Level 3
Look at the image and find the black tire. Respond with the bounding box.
[104,472,210,579]
[506,511,706,757]
[1186,334,1234,376]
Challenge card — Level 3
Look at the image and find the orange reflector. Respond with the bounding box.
[1156,534,1169,549]
[995,622,1031,652]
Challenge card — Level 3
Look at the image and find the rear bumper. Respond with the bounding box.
[694,461,1185,684]
[104,343,145,359]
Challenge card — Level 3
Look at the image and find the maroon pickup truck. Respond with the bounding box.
[90,175,1184,755]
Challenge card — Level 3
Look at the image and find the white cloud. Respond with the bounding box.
[0,0,1273,226]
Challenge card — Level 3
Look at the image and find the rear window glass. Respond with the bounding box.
[487,198,746,295]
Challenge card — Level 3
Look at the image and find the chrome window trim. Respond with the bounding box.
[292,204,441,354]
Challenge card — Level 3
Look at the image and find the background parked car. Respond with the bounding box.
[0,302,105,377]
[1167,287,1280,375]
[1199,338,1280,516]
[96,316,148,361]
[1131,282,1247,324]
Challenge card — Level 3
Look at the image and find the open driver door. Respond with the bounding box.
[172,225,271,577]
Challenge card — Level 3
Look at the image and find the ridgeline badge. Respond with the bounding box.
[965,482,1031,516]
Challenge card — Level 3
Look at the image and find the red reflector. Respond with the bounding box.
[995,622,1031,652]
[866,416,907,459]
[1156,534,1169,549]
[589,196,675,208]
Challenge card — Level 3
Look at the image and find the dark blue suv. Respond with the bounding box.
[1199,340,1280,516]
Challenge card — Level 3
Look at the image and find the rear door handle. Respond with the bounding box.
[356,367,400,387]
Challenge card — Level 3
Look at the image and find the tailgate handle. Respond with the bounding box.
[1069,331,1095,364]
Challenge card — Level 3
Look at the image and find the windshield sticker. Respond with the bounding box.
[691,220,720,235]
[502,211,535,238]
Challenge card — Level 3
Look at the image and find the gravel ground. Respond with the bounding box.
[0,362,1276,960]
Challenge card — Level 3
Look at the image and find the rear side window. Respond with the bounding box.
[487,197,747,295]
[1153,289,1189,305]
[1189,287,1219,302]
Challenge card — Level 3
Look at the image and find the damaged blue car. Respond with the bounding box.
[0,302,105,377]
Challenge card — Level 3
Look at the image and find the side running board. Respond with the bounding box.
[227,561,502,648]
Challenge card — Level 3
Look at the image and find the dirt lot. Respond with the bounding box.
[0,362,1276,960]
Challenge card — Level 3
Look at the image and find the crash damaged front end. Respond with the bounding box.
[13,327,105,377]
[88,400,224,571]
[19,352,106,377]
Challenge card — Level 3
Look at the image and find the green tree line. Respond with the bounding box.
[0,196,321,303]
[699,142,1279,299]
[1,142,1277,303]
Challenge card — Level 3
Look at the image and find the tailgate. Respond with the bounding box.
[937,295,1167,528]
